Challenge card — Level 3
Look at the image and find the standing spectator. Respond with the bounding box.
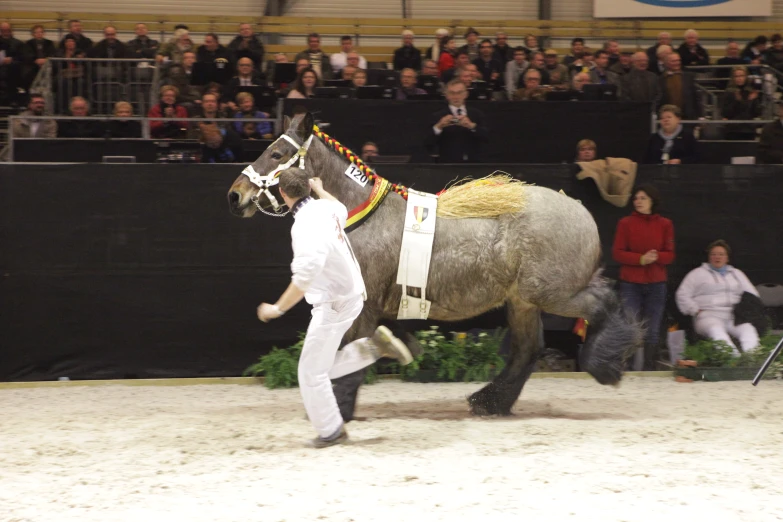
[361,141,379,162]
[156,28,193,65]
[11,93,57,137]
[646,32,672,67]
[23,25,56,89]
[543,49,569,87]
[621,52,660,104]
[524,35,542,56]
[295,33,331,80]
[127,23,159,60]
[393,30,421,71]
[589,50,620,87]
[330,36,366,75]
[437,36,458,76]
[196,33,234,79]
[604,39,621,67]
[612,184,675,370]
[228,23,265,70]
[459,28,480,62]
[58,20,92,53]
[742,35,768,65]
[720,66,762,140]
[424,28,449,61]
[649,44,672,75]
[492,32,513,63]
[472,39,503,90]
[0,22,24,106]
[167,51,201,109]
[505,47,529,99]
[675,240,761,355]
[715,42,746,89]
[763,34,783,72]
[148,85,189,139]
[677,29,710,67]
[659,53,701,120]
[610,51,633,77]
[425,79,489,163]
[645,105,698,165]
[88,25,128,58]
[562,38,585,68]
[756,99,783,164]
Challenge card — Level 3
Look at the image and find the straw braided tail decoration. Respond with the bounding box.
[312,125,409,200]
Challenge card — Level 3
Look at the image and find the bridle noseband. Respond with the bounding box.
[241,133,315,217]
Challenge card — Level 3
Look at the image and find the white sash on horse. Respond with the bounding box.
[397,189,438,320]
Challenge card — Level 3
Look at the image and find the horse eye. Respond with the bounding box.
[271,151,282,160]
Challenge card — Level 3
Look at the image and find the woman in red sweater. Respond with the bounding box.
[612,184,675,371]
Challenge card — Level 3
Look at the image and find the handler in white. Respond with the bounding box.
[675,239,761,355]
[257,168,413,448]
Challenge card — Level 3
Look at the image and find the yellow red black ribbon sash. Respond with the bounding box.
[345,177,391,233]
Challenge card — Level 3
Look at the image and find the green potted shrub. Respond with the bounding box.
[675,334,783,382]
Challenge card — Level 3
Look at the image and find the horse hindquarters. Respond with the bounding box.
[468,296,543,416]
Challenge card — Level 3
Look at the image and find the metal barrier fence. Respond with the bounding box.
[5,115,278,163]
[30,58,162,117]
[685,64,782,120]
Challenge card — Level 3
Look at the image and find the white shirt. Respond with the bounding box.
[432,104,468,136]
[290,198,366,305]
[330,51,367,73]
[675,263,759,317]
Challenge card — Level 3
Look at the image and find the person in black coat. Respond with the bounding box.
[393,30,422,71]
[425,79,489,163]
[644,104,698,164]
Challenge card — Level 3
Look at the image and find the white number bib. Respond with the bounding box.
[344,163,369,187]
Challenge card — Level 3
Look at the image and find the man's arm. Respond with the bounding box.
[257,281,306,322]
[308,177,337,201]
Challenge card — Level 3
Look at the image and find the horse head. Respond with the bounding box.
[227,110,316,218]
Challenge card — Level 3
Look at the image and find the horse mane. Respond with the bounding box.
[311,126,528,219]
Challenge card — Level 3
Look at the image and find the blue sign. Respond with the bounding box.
[634,0,731,6]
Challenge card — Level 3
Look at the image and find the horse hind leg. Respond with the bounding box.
[468,296,543,416]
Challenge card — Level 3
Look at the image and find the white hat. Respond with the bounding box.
[435,28,449,36]
[402,29,414,37]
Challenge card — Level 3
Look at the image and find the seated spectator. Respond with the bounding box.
[442,50,470,84]
[126,23,159,60]
[720,66,762,140]
[52,34,87,113]
[156,28,193,65]
[512,69,547,101]
[622,52,660,104]
[649,44,672,75]
[524,35,542,56]
[659,52,701,120]
[351,69,367,88]
[610,51,633,77]
[168,51,201,110]
[232,92,272,138]
[604,39,621,67]
[675,240,761,355]
[574,139,597,162]
[568,49,594,78]
[756,99,783,164]
[764,34,783,72]
[199,122,243,163]
[524,52,550,86]
[58,96,103,137]
[646,32,672,68]
[11,93,57,137]
[240,121,264,139]
[589,50,620,87]
[148,85,189,139]
[393,30,421,71]
[571,72,590,93]
[58,19,92,53]
[644,104,698,164]
[203,82,234,117]
[228,23,265,69]
[543,49,569,87]
[421,59,440,78]
[106,101,142,138]
[23,25,56,89]
[330,36,366,75]
[562,38,584,68]
[341,65,357,81]
[286,67,319,98]
[472,39,503,91]
[87,25,127,58]
[396,68,427,100]
[196,33,234,81]
[460,28,480,62]
[742,35,768,65]
[505,47,529,99]
[361,141,379,162]
[223,57,265,101]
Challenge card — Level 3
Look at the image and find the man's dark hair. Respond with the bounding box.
[279,168,311,201]
[571,37,585,45]
[205,32,219,43]
[480,39,493,46]
[595,49,609,59]
[706,239,731,257]
[340,35,352,42]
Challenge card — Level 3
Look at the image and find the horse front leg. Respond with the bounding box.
[468,297,543,416]
[331,307,379,422]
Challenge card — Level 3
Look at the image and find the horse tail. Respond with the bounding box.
[578,269,645,385]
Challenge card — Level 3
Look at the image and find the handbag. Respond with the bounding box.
[733,291,769,335]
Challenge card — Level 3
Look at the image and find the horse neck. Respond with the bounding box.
[306,137,373,209]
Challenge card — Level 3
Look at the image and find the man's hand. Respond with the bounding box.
[436,113,455,130]
[257,303,283,322]
[641,250,659,265]
[457,115,477,130]
[667,158,682,165]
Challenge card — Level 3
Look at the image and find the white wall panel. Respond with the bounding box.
[409,0,538,19]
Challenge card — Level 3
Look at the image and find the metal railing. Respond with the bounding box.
[5,115,278,163]
[685,64,782,120]
[30,58,162,118]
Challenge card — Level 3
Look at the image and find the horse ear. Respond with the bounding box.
[298,111,315,142]
[282,115,292,131]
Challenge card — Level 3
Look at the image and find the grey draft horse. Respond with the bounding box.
[228,111,643,418]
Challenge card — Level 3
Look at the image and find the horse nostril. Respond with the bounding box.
[228,191,241,207]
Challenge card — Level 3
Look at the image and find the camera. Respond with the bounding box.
[451,117,460,124]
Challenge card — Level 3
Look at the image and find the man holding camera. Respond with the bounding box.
[426,79,489,163]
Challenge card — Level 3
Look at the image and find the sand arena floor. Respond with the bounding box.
[2,376,783,522]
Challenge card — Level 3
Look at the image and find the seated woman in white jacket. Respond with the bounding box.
[675,240,760,355]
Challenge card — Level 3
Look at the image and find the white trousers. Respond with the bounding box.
[298,294,378,439]
[694,311,759,355]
